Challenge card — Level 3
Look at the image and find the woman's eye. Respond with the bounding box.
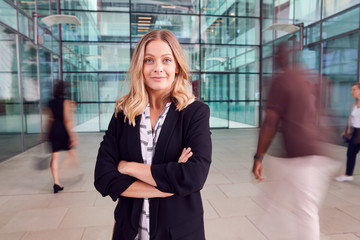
[144,59,153,63]
[164,59,171,63]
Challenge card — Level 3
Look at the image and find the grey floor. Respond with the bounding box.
[0,129,359,240]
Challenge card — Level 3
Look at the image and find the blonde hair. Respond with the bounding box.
[115,29,195,126]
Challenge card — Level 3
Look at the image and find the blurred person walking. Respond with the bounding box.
[94,29,212,240]
[252,42,336,240]
[336,82,360,182]
[46,81,79,193]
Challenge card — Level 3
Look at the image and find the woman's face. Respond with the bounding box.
[143,40,178,97]
[351,85,360,99]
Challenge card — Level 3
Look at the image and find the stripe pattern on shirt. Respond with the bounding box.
[134,102,171,240]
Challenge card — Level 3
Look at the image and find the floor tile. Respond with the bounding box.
[209,197,264,218]
[205,217,267,240]
[21,228,84,240]
[319,208,360,234]
[81,226,113,240]
[0,208,68,232]
[59,206,114,229]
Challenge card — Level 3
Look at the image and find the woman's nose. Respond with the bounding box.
[154,61,163,72]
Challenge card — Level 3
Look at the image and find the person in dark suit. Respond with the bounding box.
[94,29,212,240]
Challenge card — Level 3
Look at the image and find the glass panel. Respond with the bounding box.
[0,1,17,30]
[132,0,199,14]
[324,0,360,17]
[207,102,229,128]
[131,14,199,44]
[18,1,36,17]
[229,102,258,127]
[38,47,53,133]
[201,45,259,73]
[20,38,41,149]
[38,27,53,51]
[201,74,229,101]
[201,0,260,17]
[63,73,101,132]
[323,7,360,40]
[19,12,31,38]
[181,44,200,72]
[62,11,130,42]
[322,32,358,125]
[63,43,130,72]
[98,73,128,130]
[299,44,320,71]
[201,16,260,45]
[61,0,129,11]
[0,26,22,161]
[37,0,50,15]
[294,0,321,24]
[51,0,58,15]
[306,23,320,44]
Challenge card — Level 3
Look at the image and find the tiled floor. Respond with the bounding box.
[0,129,359,240]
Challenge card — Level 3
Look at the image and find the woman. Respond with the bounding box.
[47,81,79,193]
[94,29,212,240]
[336,82,360,182]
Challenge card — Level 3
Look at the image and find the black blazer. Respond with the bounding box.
[94,101,212,240]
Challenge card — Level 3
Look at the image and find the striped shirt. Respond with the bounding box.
[134,102,171,240]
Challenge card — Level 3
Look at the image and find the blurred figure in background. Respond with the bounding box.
[336,82,360,182]
[252,42,337,239]
[46,81,79,193]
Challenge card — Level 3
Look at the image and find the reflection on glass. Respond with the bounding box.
[0,26,22,161]
[63,43,130,72]
[18,1,36,18]
[19,12,30,38]
[0,1,17,30]
[306,23,320,44]
[324,0,360,17]
[62,11,130,42]
[132,0,199,14]
[322,7,360,40]
[294,0,321,24]
[20,38,41,149]
[131,14,199,43]
[181,44,200,71]
[37,0,50,16]
[61,0,129,11]
[201,0,260,17]
[207,102,229,128]
[202,45,259,73]
[323,32,358,120]
[229,102,257,127]
[201,16,259,45]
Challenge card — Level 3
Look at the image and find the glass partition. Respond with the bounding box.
[322,7,360,40]
[130,14,199,44]
[0,25,22,161]
[131,0,199,14]
[323,32,358,122]
[201,16,260,45]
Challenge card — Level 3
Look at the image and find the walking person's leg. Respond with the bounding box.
[50,151,64,193]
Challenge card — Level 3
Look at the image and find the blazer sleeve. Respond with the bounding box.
[151,103,212,197]
[94,113,137,201]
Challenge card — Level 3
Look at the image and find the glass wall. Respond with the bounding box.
[0,0,60,161]
[61,0,261,130]
[262,2,360,141]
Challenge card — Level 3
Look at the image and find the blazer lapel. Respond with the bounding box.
[152,103,180,165]
[127,115,143,163]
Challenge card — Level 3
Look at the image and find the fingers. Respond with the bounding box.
[252,159,265,182]
[178,147,193,163]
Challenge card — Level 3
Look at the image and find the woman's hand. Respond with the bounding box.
[178,147,193,163]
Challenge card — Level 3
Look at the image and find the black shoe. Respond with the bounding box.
[53,184,64,193]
